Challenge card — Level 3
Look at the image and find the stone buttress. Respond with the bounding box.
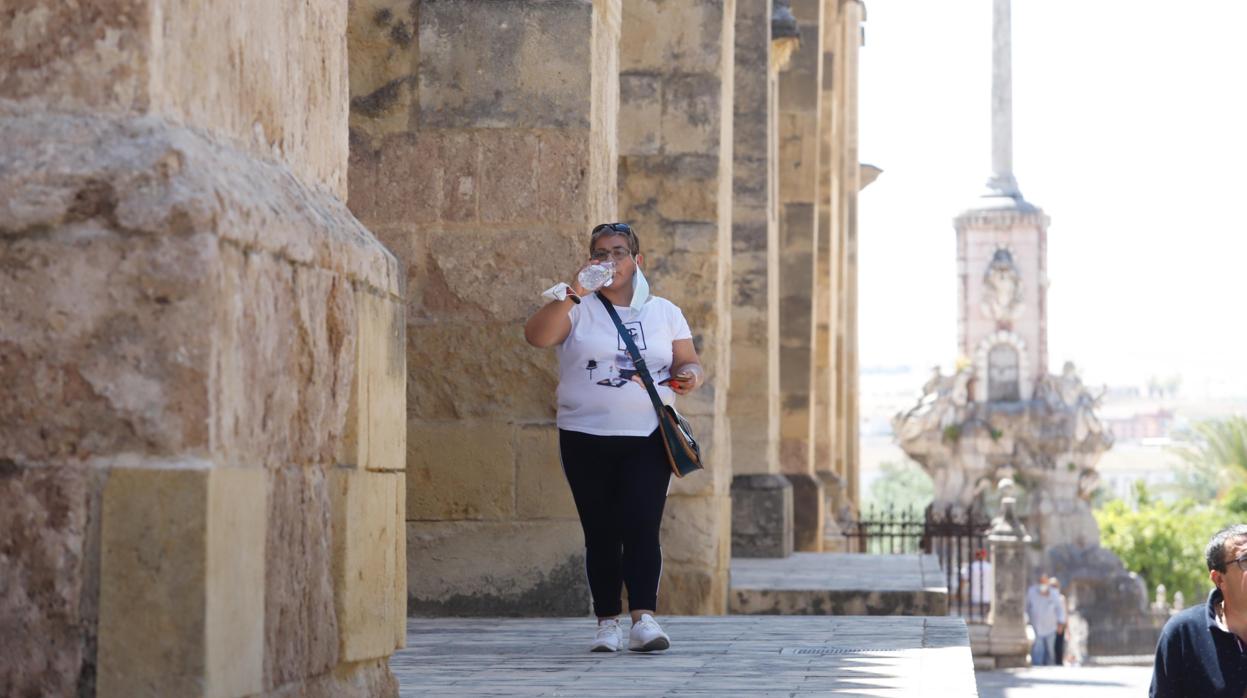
[1,1,407,695]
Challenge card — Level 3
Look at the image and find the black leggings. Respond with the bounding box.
[559,428,672,618]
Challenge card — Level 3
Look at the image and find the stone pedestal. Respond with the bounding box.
[816,469,847,552]
[1046,544,1167,659]
[987,491,1031,667]
[731,475,795,558]
[787,472,825,552]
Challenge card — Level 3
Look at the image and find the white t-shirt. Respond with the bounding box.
[961,560,993,605]
[555,294,693,436]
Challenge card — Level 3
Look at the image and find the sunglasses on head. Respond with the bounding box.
[592,222,633,234]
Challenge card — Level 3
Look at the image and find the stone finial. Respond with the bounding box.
[997,477,1015,498]
[989,477,1030,541]
[1173,591,1185,612]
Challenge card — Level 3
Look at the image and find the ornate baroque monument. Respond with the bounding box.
[892,0,1161,659]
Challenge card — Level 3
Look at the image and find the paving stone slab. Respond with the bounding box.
[392,616,977,697]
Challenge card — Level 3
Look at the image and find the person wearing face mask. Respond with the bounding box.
[524,222,703,654]
[1150,524,1247,697]
[1025,573,1065,666]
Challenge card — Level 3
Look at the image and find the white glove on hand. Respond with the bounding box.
[542,282,580,304]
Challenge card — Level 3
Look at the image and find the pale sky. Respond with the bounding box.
[857,0,1247,399]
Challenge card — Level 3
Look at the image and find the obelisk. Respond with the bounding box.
[986,0,1022,202]
[956,0,1049,395]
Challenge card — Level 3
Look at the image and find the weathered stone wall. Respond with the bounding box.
[1,2,405,696]
[618,0,735,612]
[348,0,621,616]
[1,0,350,198]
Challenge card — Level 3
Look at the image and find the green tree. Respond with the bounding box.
[1095,494,1229,605]
[1172,417,1247,499]
[862,460,933,515]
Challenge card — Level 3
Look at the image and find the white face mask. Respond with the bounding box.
[1039,583,1050,594]
[631,264,650,311]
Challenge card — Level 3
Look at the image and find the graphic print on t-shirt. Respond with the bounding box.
[555,294,690,436]
[618,321,646,351]
[590,320,667,389]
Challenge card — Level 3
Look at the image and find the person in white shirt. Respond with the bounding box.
[960,548,993,618]
[1026,573,1068,665]
[524,222,703,654]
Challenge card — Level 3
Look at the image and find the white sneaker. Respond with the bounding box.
[590,619,622,652]
[628,614,671,652]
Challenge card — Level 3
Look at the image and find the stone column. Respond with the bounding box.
[2,2,405,696]
[727,0,793,559]
[828,0,863,517]
[348,0,621,616]
[988,0,1021,197]
[811,0,840,551]
[775,0,827,554]
[618,0,735,611]
[988,481,1032,668]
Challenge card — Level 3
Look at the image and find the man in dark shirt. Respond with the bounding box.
[1151,524,1247,697]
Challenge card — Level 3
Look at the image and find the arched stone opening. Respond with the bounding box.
[987,343,1021,401]
[973,330,1030,402]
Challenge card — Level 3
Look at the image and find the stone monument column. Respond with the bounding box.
[728,0,795,560]
[955,0,1049,404]
[3,2,406,695]
[988,481,1032,668]
[988,0,1020,198]
[348,0,622,615]
[618,0,735,612]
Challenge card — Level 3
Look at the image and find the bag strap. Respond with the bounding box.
[597,293,668,419]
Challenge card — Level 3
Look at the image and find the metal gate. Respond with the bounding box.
[843,504,992,623]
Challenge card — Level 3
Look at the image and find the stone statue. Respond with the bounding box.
[980,248,1024,324]
[950,366,972,409]
[895,367,947,443]
[894,365,973,446]
[1034,362,1106,444]
[1077,468,1100,502]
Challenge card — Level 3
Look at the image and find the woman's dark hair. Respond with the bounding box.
[589,222,640,256]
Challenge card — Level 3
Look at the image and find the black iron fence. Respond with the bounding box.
[843,504,992,623]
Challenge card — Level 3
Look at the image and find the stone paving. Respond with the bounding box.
[391,615,978,697]
[730,554,949,616]
[975,665,1153,698]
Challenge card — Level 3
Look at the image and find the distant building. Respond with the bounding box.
[1103,410,1175,442]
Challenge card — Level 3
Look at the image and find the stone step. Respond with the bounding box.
[729,552,949,615]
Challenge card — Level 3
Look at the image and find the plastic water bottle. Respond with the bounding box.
[578,261,615,292]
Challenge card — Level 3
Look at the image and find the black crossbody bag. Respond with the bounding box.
[598,294,703,478]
